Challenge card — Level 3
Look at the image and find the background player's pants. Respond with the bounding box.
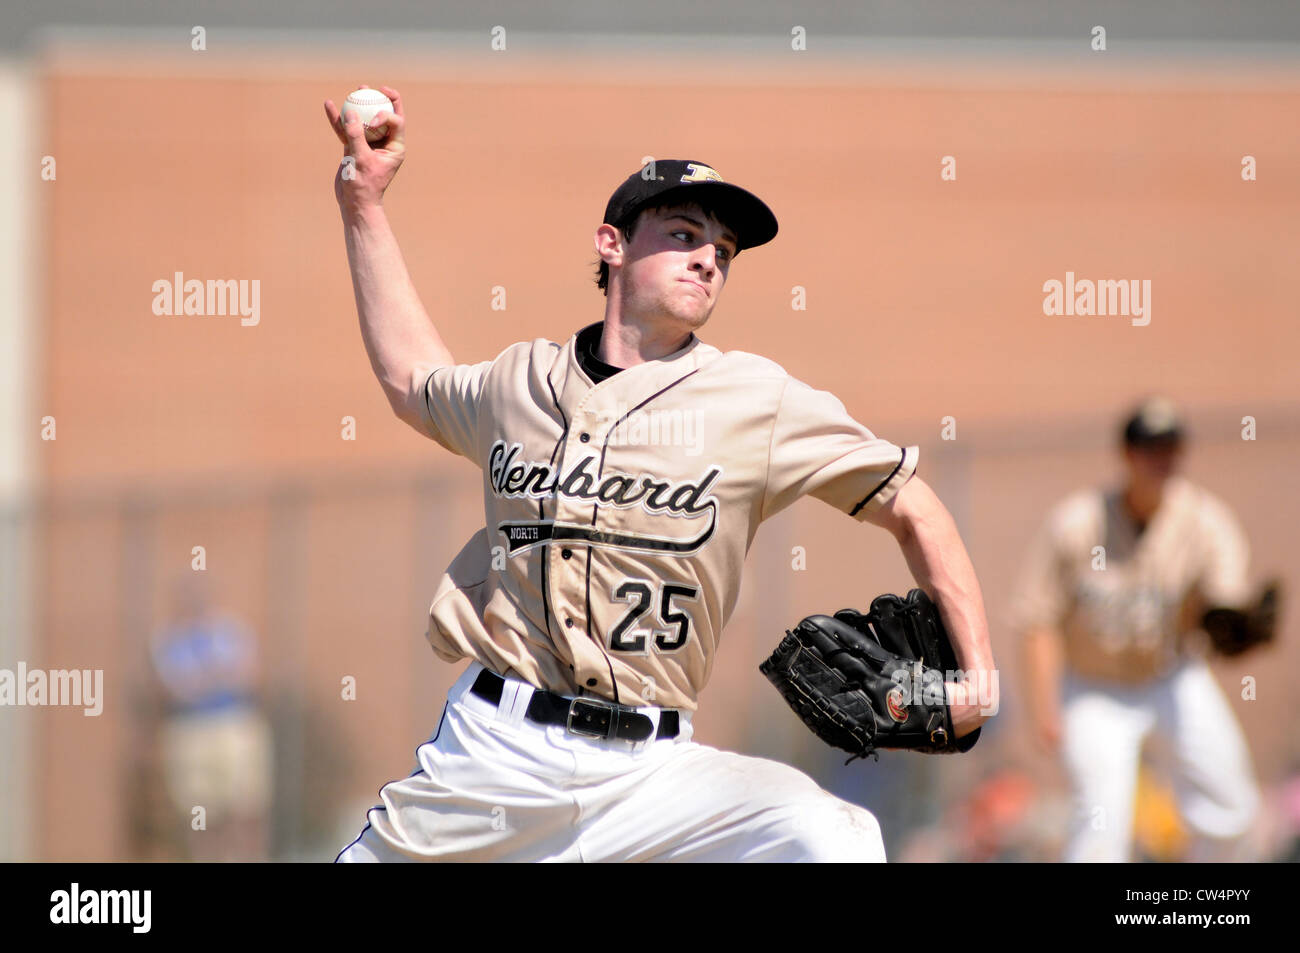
[336,661,886,862]
[1060,657,1261,862]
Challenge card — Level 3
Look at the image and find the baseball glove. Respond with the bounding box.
[759,588,981,762]
[1201,579,1281,657]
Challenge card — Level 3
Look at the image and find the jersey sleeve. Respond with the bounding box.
[1196,493,1252,607]
[409,360,494,460]
[760,377,918,523]
[1006,516,1071,637]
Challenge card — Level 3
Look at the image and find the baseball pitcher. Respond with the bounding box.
[1011,398,1267,862]
[324,86,997,862]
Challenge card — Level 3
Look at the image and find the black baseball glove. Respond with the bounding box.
[759,588,982,762]
[1202,579,1281,657]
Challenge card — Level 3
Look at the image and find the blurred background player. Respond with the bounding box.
[148,574,274,861]
[1011,397,1263,862]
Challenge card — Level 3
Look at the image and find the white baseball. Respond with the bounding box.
[341,88,394,143]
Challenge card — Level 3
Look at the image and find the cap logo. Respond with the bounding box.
[680,163,724,184]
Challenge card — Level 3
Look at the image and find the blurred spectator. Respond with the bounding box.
[961,770,1037,862]
[893,765,1070,862]
[149,574,273,861]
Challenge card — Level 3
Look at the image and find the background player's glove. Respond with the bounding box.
[1202,579,1281,657]
[759,588,981,762]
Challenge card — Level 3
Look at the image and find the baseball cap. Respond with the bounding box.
[602,160,779,253]
[1122,397,1185,446]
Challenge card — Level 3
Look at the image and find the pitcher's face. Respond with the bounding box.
[611,203,738,331]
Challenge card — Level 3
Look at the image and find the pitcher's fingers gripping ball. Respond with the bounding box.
[340,87,394,142]
[323,86,406,209]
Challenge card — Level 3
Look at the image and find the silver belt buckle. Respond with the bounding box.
[567,696,619,739]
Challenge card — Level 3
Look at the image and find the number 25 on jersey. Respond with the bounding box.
[608,580,698,654]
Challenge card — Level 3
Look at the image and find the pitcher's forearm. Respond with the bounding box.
[894,492,995,674]
[342,203,453,415]
[898,523,999,732]
[878,479,998,734]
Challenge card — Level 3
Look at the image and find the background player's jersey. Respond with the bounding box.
[409,321,917,711]
[1008,477,1251,683]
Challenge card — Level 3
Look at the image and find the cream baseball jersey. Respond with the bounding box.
[409,321,917,711]
[1008,476,1251,683]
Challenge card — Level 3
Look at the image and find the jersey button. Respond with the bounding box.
[586,678,598,687]
[561,548,573,559]
[579,432,590,443]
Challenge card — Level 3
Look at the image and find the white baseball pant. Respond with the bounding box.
[1060,657,1261,862]
[336,660,886,862]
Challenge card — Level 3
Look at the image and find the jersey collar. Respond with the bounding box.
[550,321,716,423]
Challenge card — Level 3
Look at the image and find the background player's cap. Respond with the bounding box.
[603,160,779,252]
[1122,397,1186,446]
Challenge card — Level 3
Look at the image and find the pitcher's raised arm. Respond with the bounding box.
[325,86,454,431]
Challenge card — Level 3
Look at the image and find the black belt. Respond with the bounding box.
[470,669,680,742]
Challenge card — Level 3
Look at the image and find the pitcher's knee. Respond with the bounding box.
[781,800,886,862]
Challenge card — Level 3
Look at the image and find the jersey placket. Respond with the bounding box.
[546,406,613,698]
